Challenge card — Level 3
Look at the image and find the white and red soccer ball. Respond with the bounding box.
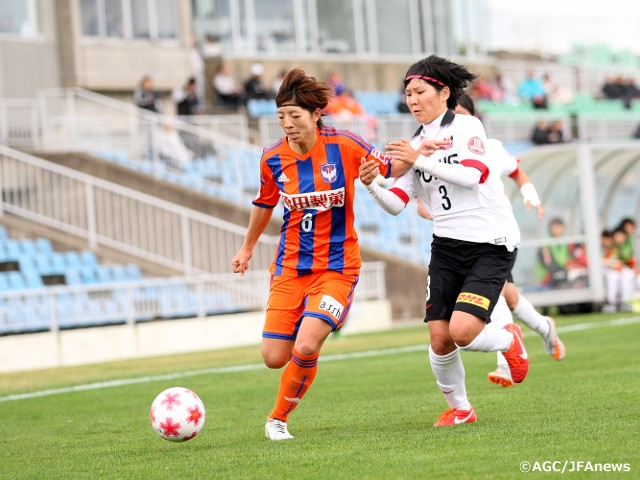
[150,387,206,442]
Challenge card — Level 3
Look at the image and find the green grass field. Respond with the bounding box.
[1,312,639,479]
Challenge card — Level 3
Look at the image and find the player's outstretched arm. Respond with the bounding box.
[510,169,543,219]
[359,158,406,215]
[232,205,273,275]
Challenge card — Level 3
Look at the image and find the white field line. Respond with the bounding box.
[1,316,639,403]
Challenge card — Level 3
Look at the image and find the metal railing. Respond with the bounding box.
[577,111,640,141]
[0,260,387,335]
[0,145,277,275]
[0,99,41,148]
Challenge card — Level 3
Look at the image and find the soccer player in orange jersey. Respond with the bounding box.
[231,68,445,440]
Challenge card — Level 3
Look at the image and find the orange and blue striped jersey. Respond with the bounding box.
[254,126,391,276]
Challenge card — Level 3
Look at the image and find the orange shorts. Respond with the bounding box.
[263,270,359,340]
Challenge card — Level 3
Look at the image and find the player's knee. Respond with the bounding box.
[448,323,474,348]
[262,351,290,369]
[429,334,457,355]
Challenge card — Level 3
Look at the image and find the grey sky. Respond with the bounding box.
[489,0,640,55]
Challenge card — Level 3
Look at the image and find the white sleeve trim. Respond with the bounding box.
[413,156,481,189]
[363,181,407,216]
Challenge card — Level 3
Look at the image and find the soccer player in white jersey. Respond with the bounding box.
[454,94,566,388]
[359,55,529,426]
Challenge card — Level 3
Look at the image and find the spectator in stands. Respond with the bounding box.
[542,73,573,105]
[536,218,588,289]
[491,73,514,103]
[326,70,347,96]
[626,77,640,100]
[517,71,547,109]
[134,75,162,113]
[212,64,244,110]
[324,85,377,141]
[244,63,271,101]
[172,77,202,116]
[546,119,566,144]
[602,75,634,109]
[602,227,636,312]
[617,217,639,278]
[271,69,287,97]
[397,87,411,113]
[201,34,223,58]
[189,34,207,108]
[531,120,550,145]
[158,120,193,170]
[470,74,493,100]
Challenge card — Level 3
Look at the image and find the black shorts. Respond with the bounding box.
[425,235,516,323]
[506,248,518,284]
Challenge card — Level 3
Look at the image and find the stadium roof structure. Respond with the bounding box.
[503,141,640,308]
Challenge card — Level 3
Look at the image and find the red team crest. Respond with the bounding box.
[320,163,337,183]
[467,137,485,155]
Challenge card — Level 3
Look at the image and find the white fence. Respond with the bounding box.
[0,145,276,274]
[0,261,389,335]
[0,99,41,148]
[577,112,640,141]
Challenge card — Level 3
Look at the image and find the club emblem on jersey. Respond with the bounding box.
[320,163,337,183]
[444,135,454,149]
[467,137,485,155]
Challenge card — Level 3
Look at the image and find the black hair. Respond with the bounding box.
[617,217,636,230]
[456,92,475,116]
[403,55,477,110]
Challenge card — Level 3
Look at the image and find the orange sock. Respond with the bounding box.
[269,348,319,422]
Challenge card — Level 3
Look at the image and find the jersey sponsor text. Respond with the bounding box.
[456,292,490,310]
[280,187,345,211]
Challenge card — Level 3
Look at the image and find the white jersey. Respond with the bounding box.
[391,110,521,250]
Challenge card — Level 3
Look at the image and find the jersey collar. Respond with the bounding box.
[412,109,455,138]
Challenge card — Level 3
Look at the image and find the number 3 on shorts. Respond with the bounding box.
[426,274,431,302]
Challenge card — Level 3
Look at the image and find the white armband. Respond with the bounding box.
[413,156,481,189]
[520,182,541,206]
[363,181,407,216]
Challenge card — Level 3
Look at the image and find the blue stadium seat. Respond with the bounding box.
[18,254,36,273]
[50,252,67,274]
[35,237,53,254]
[96,265,113,283]
[0,272,10,291]
[19,238,37,256]
[64,268,83,286]
[110,264,128,282]
[125,263,142,280]
[34,253,55,276]
[64,251,82,269]
[24,270,44,289]
[0,225,8,240]
[7,271,27,290]
[80,250,98,267]
[4,239,21,260]
[80,266,98,284]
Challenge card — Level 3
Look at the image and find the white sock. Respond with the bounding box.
[428,346,470,411]
[458,322,512,352]
[513,294,549,336]
[496,351,509,370]
[491,296,513,328]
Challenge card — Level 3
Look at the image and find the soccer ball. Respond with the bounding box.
[150,387,206,442]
